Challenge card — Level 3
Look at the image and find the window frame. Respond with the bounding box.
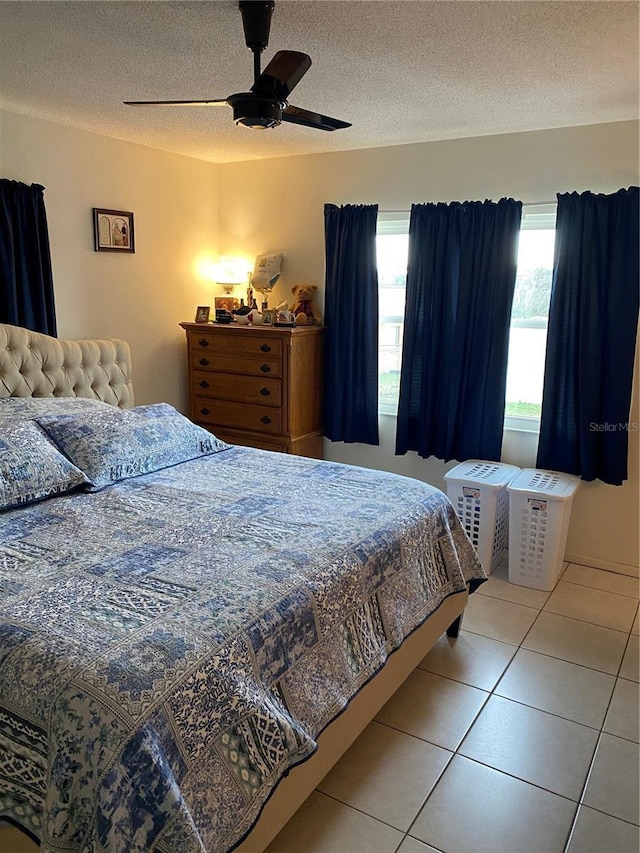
[377,213,410,415]
[503,203,557,433]
[376,204,557,431]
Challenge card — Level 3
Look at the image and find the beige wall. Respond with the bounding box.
[1,110,637,570]
[218,121,640,571]
[0,109,219,411]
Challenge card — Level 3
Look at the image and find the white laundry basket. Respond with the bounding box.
[507,468,580,591]
[444,460,521,575]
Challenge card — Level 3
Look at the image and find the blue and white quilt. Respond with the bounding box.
[0,446,484,852]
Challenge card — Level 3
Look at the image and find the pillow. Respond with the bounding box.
[0,420,88,510]
[37,402,229,490]
[0,396,112,425]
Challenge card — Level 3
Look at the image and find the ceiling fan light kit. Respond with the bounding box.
[124,0,350,133]
[227,93,283,130]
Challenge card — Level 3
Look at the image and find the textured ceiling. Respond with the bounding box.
[0,0,638,164]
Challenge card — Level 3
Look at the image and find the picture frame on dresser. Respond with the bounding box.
[195,306,210,323]
[262,310,274,326]
[214,296,241,313]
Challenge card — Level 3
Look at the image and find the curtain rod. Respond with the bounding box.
[380,200,556,212]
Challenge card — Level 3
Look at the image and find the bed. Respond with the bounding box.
[0,323,485,853]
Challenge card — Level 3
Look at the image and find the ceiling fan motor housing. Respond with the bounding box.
[228,92,284,129]
[239,0,275,53]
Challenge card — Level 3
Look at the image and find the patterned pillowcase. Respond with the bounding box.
[0,396,112,425]
[37,402,229,491]
[0,420,88,510]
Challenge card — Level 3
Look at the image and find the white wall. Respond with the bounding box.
[0,109,219,411]
[218,121,640,571]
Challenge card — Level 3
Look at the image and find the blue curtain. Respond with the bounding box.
[323,204,379,445]
[396,198,522,462]
[537,187,639,485]
[0,179,57,335]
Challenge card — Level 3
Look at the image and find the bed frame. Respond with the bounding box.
[0,323,134,407]
[0,323,467,852]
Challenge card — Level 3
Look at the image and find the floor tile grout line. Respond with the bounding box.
[518,645,630,679]
[569,799,640,828]
[499,643,625,679]
[371,715,465,749]
[407,596,589,849]
[475,596,583,853]
[403,599,576,848]
[415,576,639,847]
[457,625,523,645]
[553,578,640,601]
[536,606,635,635]
[312,580,638,852]
[470,597,639,844]
[445,752,585,806]
[488,689,612,733]
[472,592,547,613]
[569,727,609,847]
[402,749,457,844]
[412,658,615,733]
[472,597,582,853]
[566,558,640,579]
[314,786,440,839]
[527,611,632,638]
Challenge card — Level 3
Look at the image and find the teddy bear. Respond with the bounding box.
[290,284,322,326]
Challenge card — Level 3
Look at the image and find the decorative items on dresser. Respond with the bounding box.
[180,322,324,458]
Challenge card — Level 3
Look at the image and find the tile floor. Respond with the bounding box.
[267,560,640,853]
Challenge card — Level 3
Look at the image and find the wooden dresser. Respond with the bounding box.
[180,322,324,458]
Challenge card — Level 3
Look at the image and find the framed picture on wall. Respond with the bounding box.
[93,208,135,253]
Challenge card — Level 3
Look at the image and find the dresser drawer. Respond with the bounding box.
[209,428,286,453]
[191,350,282,378]
[193,397,282,434]
[192,371,282,407]
[189,334,282,358]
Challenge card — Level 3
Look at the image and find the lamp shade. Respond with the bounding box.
[215,257,251,294]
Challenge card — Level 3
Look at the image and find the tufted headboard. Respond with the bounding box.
[0,324,134,408]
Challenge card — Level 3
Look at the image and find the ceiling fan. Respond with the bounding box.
[124,0,351,132]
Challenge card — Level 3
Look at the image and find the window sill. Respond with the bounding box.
[504,415,540,434]
[378,408,540,436]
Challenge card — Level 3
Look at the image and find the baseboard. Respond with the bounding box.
[564,552,640,579]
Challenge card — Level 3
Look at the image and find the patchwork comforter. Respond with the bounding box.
[0,447,484,852]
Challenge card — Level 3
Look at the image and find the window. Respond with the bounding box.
[505,204,556,430]
[376,204,557,428]
[377,213,409,414]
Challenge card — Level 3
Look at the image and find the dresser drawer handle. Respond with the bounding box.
[260,343,271,353]
[198,338,209,347]
[199,358,210,366]
[199,380,210,389]
[259,363,271,373]
[200,407,211,416]
[260,416,272,425]
[259,387,271,396]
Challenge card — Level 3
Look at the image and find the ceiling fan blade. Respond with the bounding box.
[282,104,351,132]
[124,99,228,107]
[252,50,312,99]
